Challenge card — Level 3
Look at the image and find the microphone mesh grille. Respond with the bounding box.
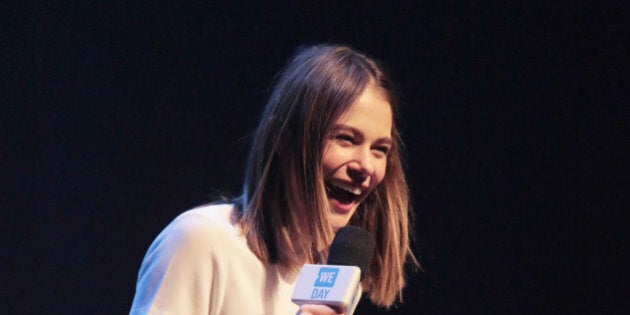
[327,226,375,279]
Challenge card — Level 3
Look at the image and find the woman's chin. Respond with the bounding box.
[328,205,357,232]
[331,220,349,232]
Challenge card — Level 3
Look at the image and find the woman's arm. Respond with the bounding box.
[130,212,225,314]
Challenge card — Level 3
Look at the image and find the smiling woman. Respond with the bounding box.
[130,44,417,314]
[322,83,393,230]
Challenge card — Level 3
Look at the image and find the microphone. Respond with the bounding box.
[292,226,375,314]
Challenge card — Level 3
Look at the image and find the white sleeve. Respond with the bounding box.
[130,212,229,315]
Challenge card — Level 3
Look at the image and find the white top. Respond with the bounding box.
[130,204,300,314]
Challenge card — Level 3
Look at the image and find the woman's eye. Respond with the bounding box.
[374,146,390,155]
[336,134,354,144]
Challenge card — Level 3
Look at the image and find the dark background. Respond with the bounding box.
[3,2,627,314]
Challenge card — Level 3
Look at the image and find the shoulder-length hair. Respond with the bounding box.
[232,44,417,307]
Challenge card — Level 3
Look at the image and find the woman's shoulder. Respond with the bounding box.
[175,203,234,227]
[157,203,239,249]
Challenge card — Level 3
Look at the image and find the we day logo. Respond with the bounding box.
[311,267,339,299]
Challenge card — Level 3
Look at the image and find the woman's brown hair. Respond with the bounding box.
[232,44,417,307]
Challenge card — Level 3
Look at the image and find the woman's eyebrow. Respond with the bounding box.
[377,137,393,145]
[332,124,393,143]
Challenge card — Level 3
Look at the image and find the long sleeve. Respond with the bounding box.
[130,211,228,314]
[130,205,299,314]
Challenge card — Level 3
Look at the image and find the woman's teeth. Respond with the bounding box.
[331,182,362,196]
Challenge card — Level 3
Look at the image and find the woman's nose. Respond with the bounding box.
[347,148,375,179]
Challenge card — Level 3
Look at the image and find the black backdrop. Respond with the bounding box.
[4,2,626,314]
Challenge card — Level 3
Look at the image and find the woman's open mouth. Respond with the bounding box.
[325,181,362,211]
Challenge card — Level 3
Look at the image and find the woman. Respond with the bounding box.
[130,44,417,314]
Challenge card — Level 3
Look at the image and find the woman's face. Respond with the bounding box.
[322,84,393,231]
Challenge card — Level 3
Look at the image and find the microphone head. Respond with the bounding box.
[327,226,375,279]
